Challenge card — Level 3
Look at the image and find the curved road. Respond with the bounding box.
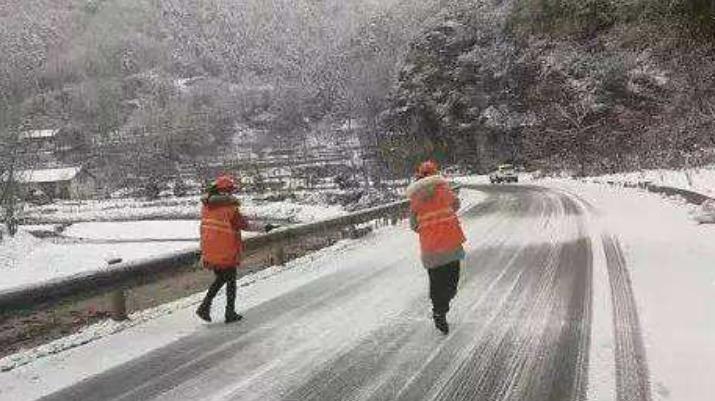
[38,185,651,401]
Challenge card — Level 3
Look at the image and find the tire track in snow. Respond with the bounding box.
[193,190,523,401]
[424,190,592,401]
[602,235,652,401]
[279,190,535,401]
[571,193,617,401]
[280,186,594,401]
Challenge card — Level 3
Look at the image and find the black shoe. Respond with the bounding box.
[433,313,449,334]
[225,312,243,324]
[196,304,212,322]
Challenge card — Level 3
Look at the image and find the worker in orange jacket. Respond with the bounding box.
[405,161,466,334]
[196,175,273,323]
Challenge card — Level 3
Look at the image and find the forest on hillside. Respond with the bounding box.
[0,0,446,183]
[2,0,715,182]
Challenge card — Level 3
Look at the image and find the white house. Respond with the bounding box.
[11,166,97,200]
[18,128,83,155]
[18,129,60,155]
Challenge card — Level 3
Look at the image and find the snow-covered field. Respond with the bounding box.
[63,220,201,241]
[0,195,346,292]
[543,179,715,401]
[18,195,345,224]
[0,229,198,291]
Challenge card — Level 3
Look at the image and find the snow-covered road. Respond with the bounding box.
[2,185,657,401]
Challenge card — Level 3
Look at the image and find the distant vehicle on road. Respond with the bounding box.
[489,164,518,184]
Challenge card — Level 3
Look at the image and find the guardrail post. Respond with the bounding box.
[107,258,128,321]
[110,290,128,321]
[390,212,399,225]
[272,244,286,266]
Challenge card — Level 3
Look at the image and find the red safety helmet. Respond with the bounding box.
[214,175,236,192]
[417,160,439,178]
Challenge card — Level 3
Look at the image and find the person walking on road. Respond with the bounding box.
[405,161,466,334]
[196,174,274,323]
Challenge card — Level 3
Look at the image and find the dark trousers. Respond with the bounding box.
[202,268,237,314]
[428,261,460,316]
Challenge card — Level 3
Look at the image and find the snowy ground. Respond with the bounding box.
[63,220,201,241]
[0,234,198,291]
[587,164,715,197]
[542,179,715,401]
[452,175,490,186]
[4,180,712,400]
[0,188,488,400]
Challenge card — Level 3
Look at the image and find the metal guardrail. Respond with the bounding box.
[0,199,410,319]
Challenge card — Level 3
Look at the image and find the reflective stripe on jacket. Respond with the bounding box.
[200,195,248,270]
[416,207,460,229]
[406,175,466,265]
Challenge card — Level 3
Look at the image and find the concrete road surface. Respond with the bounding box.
[38,185,651,401]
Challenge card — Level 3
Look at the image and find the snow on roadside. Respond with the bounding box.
[586,164,715,197]
[19,225,58,233]
[64,220,201,241]
[452,175,490,186]
[0,237,362,375]
[452,173,536,186]
[0,231,43,279]
[543,179,715,401]
[250,200,344,223]
[18,196,345,225]
[457,185,490,212]
[0,241,198,291]
[19,197,198,223]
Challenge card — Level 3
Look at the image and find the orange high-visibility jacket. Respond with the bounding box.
[406,175,466,256]
[200,196,248,270]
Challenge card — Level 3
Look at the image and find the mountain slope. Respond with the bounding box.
[379,0,715,175]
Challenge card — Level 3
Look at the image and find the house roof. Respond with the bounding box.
[19,129,59,140]
[13,166,82,183]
